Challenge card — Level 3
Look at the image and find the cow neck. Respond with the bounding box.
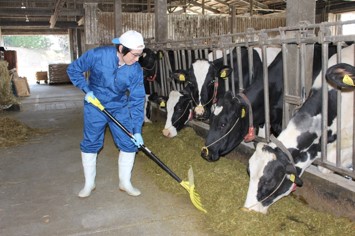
[142,60,158,82]
[270,135,295,165]
[237,92,255,142]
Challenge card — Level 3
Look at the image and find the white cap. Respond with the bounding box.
[112,30,145,50]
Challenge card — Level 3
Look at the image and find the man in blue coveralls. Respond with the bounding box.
[67,30,146,198]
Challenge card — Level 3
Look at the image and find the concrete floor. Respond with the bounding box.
[0,84,211,236]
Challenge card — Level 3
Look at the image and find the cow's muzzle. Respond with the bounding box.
[200,146,219,162]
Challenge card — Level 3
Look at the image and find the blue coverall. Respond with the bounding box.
[67,46,145,153]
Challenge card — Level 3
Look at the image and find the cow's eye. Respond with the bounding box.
[219,123,226,129]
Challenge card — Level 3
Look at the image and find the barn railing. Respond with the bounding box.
[146,19,355,181]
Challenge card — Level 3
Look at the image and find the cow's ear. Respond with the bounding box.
[218,66,232,79]
[171,70,188,83]
[326,63,355,89]
[240,105,247,118]
[285,165,303,187]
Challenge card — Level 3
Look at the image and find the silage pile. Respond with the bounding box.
[0,117,44,148]
[139,122,355,236]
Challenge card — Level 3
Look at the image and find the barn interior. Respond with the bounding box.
[1,1,355,235]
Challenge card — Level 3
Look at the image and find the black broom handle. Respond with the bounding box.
[101,109,183,183]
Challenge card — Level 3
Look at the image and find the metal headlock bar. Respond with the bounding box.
[145,19,355,180]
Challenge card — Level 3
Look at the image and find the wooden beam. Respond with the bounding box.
[0,8,83,17]
[50,0,66,29]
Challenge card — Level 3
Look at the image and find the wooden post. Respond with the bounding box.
[114,0,122,37]
[155,0,167,43]
[283,0,316,126]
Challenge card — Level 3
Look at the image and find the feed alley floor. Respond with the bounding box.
[0,84,211,236]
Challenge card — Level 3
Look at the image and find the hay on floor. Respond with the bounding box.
[0,117,44,148]
[139,122,355,236]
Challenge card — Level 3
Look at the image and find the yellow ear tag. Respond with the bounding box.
[220,70,227,78]
[160,101,166,108]
[179,74,186,82]
[343,74,355,86]
[241,108,246,118]
[289,174,295,183]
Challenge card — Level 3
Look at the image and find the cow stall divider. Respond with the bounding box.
[145,19,355,182]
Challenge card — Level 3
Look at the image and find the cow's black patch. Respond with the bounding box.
[296,131,318,150]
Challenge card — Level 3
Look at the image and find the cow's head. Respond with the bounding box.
[182,59,231,121]
[162,82,197,138]
[201,91,249,161]
[243,142,303,214]
[139,48,158,80]
[326,63,355,90]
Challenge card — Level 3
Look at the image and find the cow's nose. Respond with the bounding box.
[162,129,170,137]
[240,207,252,212]
[200,147,209,159]
[194,105,204,116]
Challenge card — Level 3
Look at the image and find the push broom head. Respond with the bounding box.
[180,167,207,213]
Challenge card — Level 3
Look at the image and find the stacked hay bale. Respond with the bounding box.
[0,61,18,110]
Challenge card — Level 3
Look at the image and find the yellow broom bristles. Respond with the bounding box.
[180,181,207,213]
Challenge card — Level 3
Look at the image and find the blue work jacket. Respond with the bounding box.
[67,46,145,135]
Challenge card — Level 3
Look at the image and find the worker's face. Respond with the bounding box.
[122,48,143,65]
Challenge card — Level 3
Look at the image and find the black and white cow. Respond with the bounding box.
[162,47,264,138]
[243,44,354,214]
[201,51,284,161]
[201,44,340,162]
[162,82,197,137]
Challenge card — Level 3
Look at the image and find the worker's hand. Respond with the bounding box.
[85,91,96,103]
[131,133,144,147]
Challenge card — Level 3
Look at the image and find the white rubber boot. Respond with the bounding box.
[78,152,97,198]
[118,151,141,196]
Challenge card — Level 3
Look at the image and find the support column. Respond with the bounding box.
[283,0,316,126]
[83,3,99,50]
[155,0,167,43]
[114,0,122,37]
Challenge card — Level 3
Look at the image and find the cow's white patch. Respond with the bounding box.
[192,60,211,103]
[213,105,223,116]
[207,49,230,62]
[254,47,281,67]
[163,90,182,137]
[244,142,276,213]
[144,94,152,123]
